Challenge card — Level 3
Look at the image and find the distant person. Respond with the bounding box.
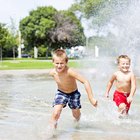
[49,49,97,129]
[105,55,136,117]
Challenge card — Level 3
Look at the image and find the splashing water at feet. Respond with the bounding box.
[41,125,57,140]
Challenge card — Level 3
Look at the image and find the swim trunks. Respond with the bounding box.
[53,89,81,109]
[113,90,131,113]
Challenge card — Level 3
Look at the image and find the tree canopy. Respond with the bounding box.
[19,6,85,54]
[0,23,17,58]
[70,0,131,26]
[0,24,9,48]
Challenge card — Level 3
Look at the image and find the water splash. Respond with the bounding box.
[99,1,140,67]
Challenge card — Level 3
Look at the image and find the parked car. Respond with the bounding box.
[66,46,86,59]
[21,54,31,58]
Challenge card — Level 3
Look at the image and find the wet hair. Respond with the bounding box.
[117,55,131,64]
[52,49,68,62]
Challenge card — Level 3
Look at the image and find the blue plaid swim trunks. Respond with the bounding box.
[53,89,81,109]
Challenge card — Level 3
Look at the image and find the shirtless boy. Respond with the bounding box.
[49,49,97,128]
[105,55,136,116]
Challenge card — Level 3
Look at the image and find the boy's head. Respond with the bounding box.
[52,49,68,62]
[117,55,131,72]
[117,55,131,64]
[52,49,68,73]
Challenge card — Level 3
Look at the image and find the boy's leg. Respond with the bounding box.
[118,103,127,115]
[72,109,81,121]
[50,104,63,128]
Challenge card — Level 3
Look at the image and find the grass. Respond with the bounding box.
[0,60,54,70]
[0,59,83,70]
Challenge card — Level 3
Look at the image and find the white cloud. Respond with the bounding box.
[0,0,74,27]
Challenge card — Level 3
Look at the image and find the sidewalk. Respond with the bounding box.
[0,69,50,76]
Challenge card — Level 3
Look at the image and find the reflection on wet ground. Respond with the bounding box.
[0,70,140,140]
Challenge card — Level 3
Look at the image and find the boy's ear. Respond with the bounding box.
[66,58,68,63]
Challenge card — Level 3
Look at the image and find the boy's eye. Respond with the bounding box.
[56,63,63,65]
[56,63,60,65]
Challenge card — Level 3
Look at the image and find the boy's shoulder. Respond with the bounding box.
[113,70,123,77]
[129,71,135,77]
[67,67,74,71]
[67,67,79,76]
[113,70,120,75]
[49,68,56,76]
[67,67,78,73]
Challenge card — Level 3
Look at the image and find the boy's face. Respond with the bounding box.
[118,58,130,72]
[53,56,67,73]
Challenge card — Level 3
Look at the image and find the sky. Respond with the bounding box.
[0,0,75,27]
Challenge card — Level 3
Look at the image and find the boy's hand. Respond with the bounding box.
[94,100,98,107]
[105,93,109,98]
[91,99,98,107]
[127,96,133,103]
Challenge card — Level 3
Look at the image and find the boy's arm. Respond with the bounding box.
[68,69,97,107]
[127,73,136,103]
[105,74,116,98]
[83,79,97,107]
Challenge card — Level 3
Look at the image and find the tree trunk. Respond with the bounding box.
[13,46,16,60]
[0,46,2,62]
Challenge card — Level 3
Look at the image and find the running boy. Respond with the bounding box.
[49,49,97,128]
[105,55,136,116]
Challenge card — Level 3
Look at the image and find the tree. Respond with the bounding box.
[0,23,9,60]
[49,10,85,49]
[8,18,19,59]
[19,6,85,57]
[3,32,17,58]
[70,0,131,26]
[19,6,56,51]
[0,23,18,59]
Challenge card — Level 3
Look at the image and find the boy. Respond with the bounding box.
[105,55,136,116]
[49,49,97,128]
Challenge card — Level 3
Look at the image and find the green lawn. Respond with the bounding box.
[0,60,83,70]
[0,60,52,70]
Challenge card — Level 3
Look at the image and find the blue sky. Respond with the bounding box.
[0,0,74,27]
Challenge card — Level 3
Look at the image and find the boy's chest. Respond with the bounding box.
[117,74,131,82]
[54,73,72,83]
